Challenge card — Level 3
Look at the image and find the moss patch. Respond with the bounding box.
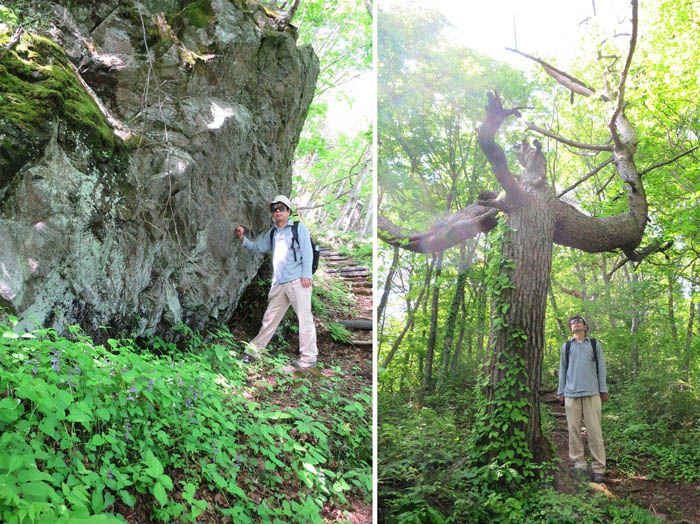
[173,0,216,30]
[0,30,120,181]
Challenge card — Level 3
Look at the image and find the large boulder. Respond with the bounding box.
[0,0,318,340]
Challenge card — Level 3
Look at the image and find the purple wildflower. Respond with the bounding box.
[107,470,113,479]
[130,385,137,393]
[32,367,38,375]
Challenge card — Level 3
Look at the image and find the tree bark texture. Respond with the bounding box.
[481,187,556,464]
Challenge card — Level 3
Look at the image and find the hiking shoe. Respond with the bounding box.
[291,360,316,370]
[591,472,605,484]
[236,352,260,364]
[569,466,588,481]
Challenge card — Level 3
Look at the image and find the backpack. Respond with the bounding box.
[564,337,599,379]
[269,221,320,274]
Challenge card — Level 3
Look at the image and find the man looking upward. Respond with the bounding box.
[558,315,609,483]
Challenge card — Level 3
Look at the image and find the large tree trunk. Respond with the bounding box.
[478,190,555,464]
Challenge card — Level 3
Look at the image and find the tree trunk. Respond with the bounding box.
[667,278,679,355]
[380,259,433,369]
[440,244,469,377]
[477,192,556,465]
[547,282,568,340]
[421,252,443,396]
[624,266,641,375]
[684,276,697,377]
[378,245,400,345]
[451,296,467,375]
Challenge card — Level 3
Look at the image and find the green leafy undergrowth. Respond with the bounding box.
[0,321,371,523]
[602,374,700,483]
[378,382,663,524]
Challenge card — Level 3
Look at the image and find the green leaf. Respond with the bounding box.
[152,481,168,506]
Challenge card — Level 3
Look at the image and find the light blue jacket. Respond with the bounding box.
[558,337,608,398]
[242,218,313,284]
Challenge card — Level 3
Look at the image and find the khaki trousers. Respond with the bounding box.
[565,394,606,474]
[247,279,317,364]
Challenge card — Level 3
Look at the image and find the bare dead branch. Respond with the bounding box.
[608,0,638,149]
[506,47,608,101]
[5,24,23,51]
[558,157,613,197]
[639,145,699,176]
[527,123,614,152]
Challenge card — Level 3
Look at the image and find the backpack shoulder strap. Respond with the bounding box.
[292,221,300,247]
[269,227,275,249]
[565,339,572,373]
[590,338,599,378]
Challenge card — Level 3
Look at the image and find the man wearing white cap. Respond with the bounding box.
[235,195,318,369]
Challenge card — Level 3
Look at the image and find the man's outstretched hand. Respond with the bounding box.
[235,226,245,241]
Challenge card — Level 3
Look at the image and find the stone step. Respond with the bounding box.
[326,266,369,274]
[337,319,372,331]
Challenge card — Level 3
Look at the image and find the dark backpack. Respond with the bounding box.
[269,221,320,274]
[564,337,599,379]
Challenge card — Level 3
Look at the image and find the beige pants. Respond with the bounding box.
[565,394,606,474]
[247,279,317,364]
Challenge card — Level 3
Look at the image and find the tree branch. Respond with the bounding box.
[477,92,530,207]
[378,204,499,253]
[606,238,674,279]
[608,0,638,150]
[558,157,613,197]
[527,123,614,151]
[506,47,608,101]
[639,145,699,176]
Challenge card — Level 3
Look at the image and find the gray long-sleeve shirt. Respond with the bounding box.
[558,337,608,397]
[241,218,313,284]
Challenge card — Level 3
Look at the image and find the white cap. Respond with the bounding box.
[269,195,292,211]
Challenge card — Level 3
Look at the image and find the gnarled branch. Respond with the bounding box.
[477,92,530,207]
[378,204,498,253]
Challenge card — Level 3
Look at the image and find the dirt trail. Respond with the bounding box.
[544,392,700,523]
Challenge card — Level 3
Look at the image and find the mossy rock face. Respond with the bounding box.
[0,31,119,186]
[170,0,216,33]
[0,1,319,342]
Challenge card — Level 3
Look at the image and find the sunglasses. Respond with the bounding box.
[270,204,287,213]
[569,318,585,325]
